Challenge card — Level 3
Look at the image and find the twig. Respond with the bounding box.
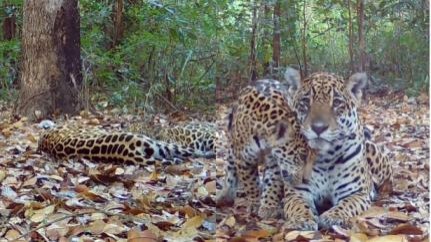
[197,59,216,83]
[14,211,90,240]
[14,208,150,240]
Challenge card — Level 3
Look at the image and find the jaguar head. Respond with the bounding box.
[284,68,367,152]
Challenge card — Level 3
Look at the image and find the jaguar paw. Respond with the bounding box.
[318,213,350,229]
[258,205,283,219]
[282,217,318,231]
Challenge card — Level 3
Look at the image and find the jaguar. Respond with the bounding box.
[217,68,393,230]
[37,125,202,165]
[155,122,216,158]
[128,121,216,159]
[216,79,310,219]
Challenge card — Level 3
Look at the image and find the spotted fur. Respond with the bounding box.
[156,122,216,158]
[216,79,309,218]
[37,126,197,165]
[281,69,393,229]
[217,69,393,231]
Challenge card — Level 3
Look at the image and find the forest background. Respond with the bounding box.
[0,0,428,114]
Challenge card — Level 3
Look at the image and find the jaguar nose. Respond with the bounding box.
[311,123,328,135]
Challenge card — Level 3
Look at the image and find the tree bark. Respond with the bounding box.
[16,0,82,120]
[249,0,258,83]
[111,0,124,48]
[301,0,308,77]
[357,0,366,72]
[347,0,354,73]
[272,0,281,74]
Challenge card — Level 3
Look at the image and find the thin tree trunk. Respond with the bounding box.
[347,0,354,73]
[16,0,82,120]
[262,2,271,76]
[112,0,124,47]
[249,0,258,83]
[272,0,281,75]
[357,0,366,72]
[164,71,172,103]
[2,6,16,40]
[302,0,308,77]
[286,1,302,73]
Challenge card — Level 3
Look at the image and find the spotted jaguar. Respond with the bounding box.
[128,121,216,159]
[217,68,393,230]
[155,122,216,158]
[38,125,202,166]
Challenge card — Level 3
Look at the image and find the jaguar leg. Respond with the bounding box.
[318,192,371,229]
[282,186,318,231]
[258,155,283,219]
[216,149,238,206]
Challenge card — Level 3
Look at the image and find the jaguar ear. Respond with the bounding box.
[283,67,301,100]
[284,67,301,91]
[346,72,367,103]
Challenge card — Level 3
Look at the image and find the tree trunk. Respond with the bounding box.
[286,1,298,44]
[301,0,308,77]
[272,1,281,75]
[272,0,281,75]
[15,0,82,121]
[111,0,124,48]
[2,6,17,40]
[347,0,354,73]
[286,1,302,74]
[249,0,258,83]
[262,2,271,76]
[357,0,366,72]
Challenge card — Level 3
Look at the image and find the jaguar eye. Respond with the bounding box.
[332,99,343,108]
[297,98,309,113]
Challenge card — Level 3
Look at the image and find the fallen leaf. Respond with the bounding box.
[224,216,236,227]
[367,235,407,242]
[243,229,271,239]
[128,228,158,242]
[29,205,56,223]
[389,223,422,235]
[284,231,315,241]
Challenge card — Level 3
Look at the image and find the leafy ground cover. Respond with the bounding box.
[0,111,216,241]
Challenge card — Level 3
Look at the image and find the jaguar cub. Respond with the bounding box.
[216,79,310,219]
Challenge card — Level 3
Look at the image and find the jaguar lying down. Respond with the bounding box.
[37,125,207,166]
[138,121,216,159]
[218,69,393,230]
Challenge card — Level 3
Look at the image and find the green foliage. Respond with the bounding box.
[0,40,20,91]
[0,0,428,113]
[217,0,428,95]
[79,0,219,113]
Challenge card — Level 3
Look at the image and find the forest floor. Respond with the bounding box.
[0,92,428,242]
[215,92,429,242]
[0,110,217,241]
